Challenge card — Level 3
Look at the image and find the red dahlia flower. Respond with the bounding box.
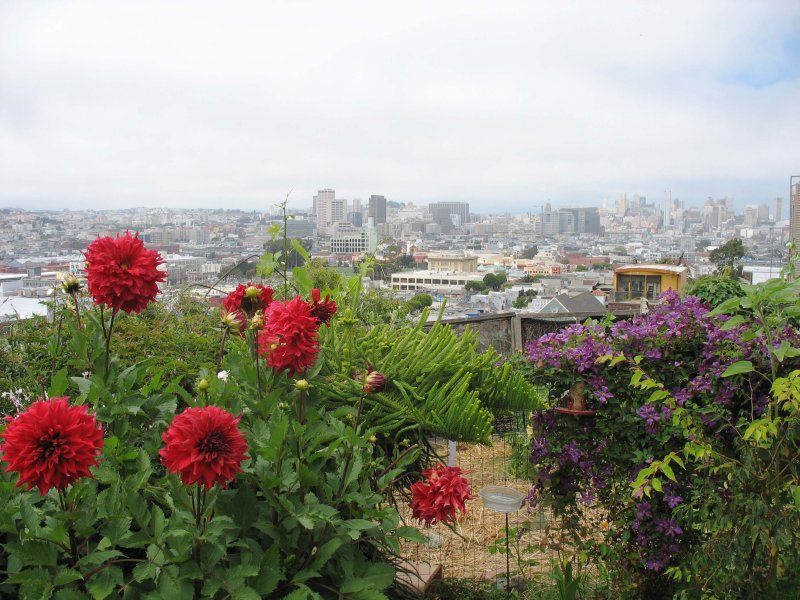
[257,296,320,377]
[85,231,167,314]
[0,397,104,495]
[310,288,337,326]
[160,406,248,489]
[223,283,274,319]
[410,465,472,527]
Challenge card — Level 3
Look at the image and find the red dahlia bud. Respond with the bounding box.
[364,371,386,393]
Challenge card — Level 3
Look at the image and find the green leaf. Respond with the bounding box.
[133,561,161,583]
[292,266,312,292]
[256,252,276,278]
[54,568,84,586]
[721,361,753,377]
[231,588,262,600]
[651,478,663,492]
[291,238,310,262]
[71,376,93,396]
[395,525,425,543]
[78,550,123,567]
[660,463,677,483]
[308,538,344,572]
[86,565,123,600]
[49,368,70,397]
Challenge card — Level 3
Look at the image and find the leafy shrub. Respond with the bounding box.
[683,274,743,307]
[520,287,800,598]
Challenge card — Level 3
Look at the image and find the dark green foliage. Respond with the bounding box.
[304,258,343,292]
[591,262,613,271]
[405,293,433,312]
[709,238,745,276]
[465,280,487,292]
[0,291,218,403]
[483,273,507,291]
[684,275,744,307]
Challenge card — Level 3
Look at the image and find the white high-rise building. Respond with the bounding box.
[314,189,347,235]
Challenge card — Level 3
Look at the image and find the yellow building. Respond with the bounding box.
[427,254,479,273]
[613,265,688,302]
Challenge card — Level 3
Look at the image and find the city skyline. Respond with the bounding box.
[1,2,799,213]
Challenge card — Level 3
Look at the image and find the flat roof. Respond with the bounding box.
[614,264,687,275]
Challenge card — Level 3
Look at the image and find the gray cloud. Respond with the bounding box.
[1,1,799,213]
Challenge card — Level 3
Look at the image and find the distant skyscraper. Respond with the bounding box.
[314,189,346,235]
[368,195,387,225]
[313,188,335,220]
[744,206,758,228]
[559,207,601,234]
[791,183,800,252]
[616,193,628,216]
[775,197,783,222]
[428,202,470,231]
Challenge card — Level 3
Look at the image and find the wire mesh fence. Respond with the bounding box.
[397,414,565,594]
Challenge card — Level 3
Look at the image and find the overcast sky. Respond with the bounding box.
[1,1,799,214]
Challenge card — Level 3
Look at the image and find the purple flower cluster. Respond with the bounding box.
[523,289,797,575]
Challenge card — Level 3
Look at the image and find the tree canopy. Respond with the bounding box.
[709,238,745,276]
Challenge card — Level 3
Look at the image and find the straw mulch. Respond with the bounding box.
[396,437,559,582]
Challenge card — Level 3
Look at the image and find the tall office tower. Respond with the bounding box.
[538,203,558,236]
[757,203,770,221]
[775,197,784,222]
[428,202,470,231]
[368,195,387,225]
[664,190,671,227]
[313,189,335,221]
[791,183,800,252]
[352,198,362,215]
[616,193,628,216]
[744,206,758,228]
[314,189,346,235]
[347,211,363,227]
[557,210,575,233]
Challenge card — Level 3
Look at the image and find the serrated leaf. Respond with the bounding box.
[54,568,84,586]
[661,463,676,483]
[133,561,161,583]
[231,588,262,600]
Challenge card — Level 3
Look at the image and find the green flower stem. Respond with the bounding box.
[69,290,83,332]
[192,485,207,600]
[59,489,80,569]
[216,328,229,372]
[251,332,263,406]
[50,304,66,380]
[374,443,419,485]
[83,559,145,583]
[99,306,118,377]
